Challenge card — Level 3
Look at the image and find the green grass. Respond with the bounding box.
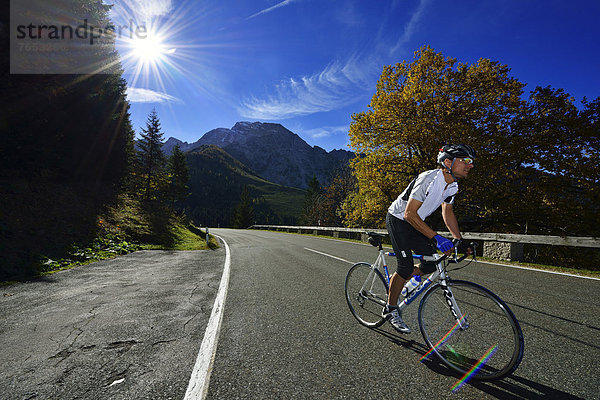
[32,220,218,279]
[37,236,142,275]
[140,222,219,251]
[100,195,219,251]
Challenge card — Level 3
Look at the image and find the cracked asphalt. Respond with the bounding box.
[0,249,225,400]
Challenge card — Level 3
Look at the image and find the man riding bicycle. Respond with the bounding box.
[383,144,475,333]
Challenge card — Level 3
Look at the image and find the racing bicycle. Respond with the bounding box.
[344,232,524,380]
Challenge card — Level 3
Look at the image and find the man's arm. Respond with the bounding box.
[404,198,437,239]
[405,198,454,255]
[405,198,455,255]
[441,202,461,239]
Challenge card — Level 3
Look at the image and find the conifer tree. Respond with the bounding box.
[137,110,167,202]
[300,176,327,225]
[232,186,255,228]
[167,144,190,206]
[0,0,136,278]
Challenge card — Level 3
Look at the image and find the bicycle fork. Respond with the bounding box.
[357,267,379,305]
[440,281,469,330]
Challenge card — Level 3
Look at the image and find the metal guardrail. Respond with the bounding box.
[250,225,599,262]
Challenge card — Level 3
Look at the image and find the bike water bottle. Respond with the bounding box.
[401,275,422,297]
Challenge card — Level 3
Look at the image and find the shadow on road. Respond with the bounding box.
[505,300,600,351]
[468,375,586,400]
[371,326,583,400]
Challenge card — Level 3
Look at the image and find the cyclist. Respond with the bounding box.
[382,144,476,333]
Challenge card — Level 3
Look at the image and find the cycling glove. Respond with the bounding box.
[434,234,453,253]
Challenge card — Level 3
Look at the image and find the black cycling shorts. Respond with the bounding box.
[386,213,436,279]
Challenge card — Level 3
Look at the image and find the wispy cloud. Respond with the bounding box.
[108,0,174,22]
[335,3,362,27]
[301,125,349,139]
[127,87,182,104]
[390,0,431,55]
[247,0,299,20]
[238,54,378,119]
[238,0,432,120]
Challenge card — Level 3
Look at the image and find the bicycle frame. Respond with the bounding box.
[372,248,468,330]
[348,236,522,380]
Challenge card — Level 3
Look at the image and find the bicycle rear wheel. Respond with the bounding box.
[418,280,524,380]
[345,262,388,328]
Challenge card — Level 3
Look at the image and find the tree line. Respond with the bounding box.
[304,47,599,241]
[0,0,190,279]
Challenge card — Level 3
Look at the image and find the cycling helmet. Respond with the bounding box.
[437,144,476,165]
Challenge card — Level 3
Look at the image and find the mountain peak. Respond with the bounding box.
[230,121,289,135]
[193,121,353,189]
[231,121,260,130]
[160,121,354,189]
[162,137,187,155]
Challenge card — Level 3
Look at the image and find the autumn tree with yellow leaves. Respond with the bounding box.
[343,46,599,238]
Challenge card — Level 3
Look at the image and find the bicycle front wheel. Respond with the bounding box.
[345,262,388,328]
[418,280,524,380]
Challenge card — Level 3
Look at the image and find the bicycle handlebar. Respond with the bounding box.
[445,241,478,264]
[367,231,477,264]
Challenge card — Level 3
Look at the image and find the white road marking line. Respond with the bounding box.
[476,259,600,280]
[184,235,231,400]
[304,247,354,264]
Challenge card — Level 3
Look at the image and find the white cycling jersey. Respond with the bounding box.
[388,169,458,221]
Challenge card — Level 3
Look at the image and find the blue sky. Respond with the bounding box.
[108,0,600,151]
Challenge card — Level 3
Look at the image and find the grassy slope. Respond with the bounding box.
[2,195,218,282]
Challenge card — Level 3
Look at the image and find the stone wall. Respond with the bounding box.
[483,242,524,261]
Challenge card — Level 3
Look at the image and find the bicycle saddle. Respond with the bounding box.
[367,232,387,247]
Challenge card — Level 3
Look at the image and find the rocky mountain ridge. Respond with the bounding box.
[163,122,354,189]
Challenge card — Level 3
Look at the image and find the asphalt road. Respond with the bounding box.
[0,250,225,400]
[1,229,598,399]
[206,229,600,400]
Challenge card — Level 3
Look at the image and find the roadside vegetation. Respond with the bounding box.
[1,105,221,282]
[0,0,216,281]
[36,195,217,277]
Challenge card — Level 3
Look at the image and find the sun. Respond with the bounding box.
[116,20,182,93]
[131,33,171,64]
[111,2,202,92]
